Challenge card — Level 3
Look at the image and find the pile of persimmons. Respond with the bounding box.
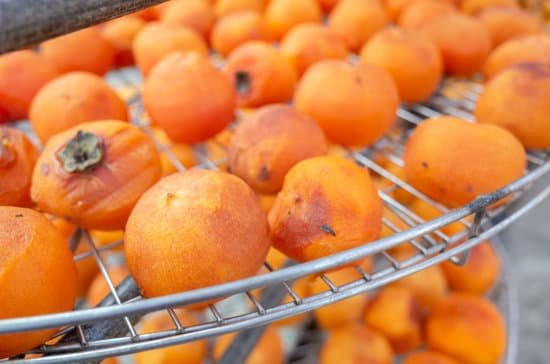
[0,0,549,362]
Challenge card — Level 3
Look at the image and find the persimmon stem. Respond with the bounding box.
[58,130,103,173]
[235,71,251,94]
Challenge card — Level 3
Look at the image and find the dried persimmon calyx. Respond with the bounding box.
[57,130,103,173]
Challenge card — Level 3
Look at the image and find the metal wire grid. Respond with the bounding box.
[1,67,548,363]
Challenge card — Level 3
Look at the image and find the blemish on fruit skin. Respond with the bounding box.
[257,165,270,181]
[320,224,336,236]
[165,192,176,204]
[421,161,429,168]
[466,184,473,193]
[235,71,251,94]
[15,213,23,218]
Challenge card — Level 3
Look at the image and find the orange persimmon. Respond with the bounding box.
[86,266,129,307]
[213,326,284,363]
[161,0,215,40]
[214,0,267,17]
[477,7,541,49]
[398,0,456,30]
[101,16,146,67]
[264,0,322,41]
[460,0,518,14]
[403,351,460,364]
[210,11,268,56]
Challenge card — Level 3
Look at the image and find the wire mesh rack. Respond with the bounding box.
[1,65,549,363]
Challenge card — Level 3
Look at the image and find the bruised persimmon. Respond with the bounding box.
[328,0,389,51]
[31,120,162,230]
[0,207,77,359]
[101,16,146,67]
[361,27,443,102]
[420,13,491,76]
[223,41,297,107]
[460,0,518,14]
[477,7,541,49]
[213,326,284,364]
[132,22,208,76]
[0,50,59,123]
[294,60,399,147]
[124,170,270,304]
[228,104,328,193]
[41,27,115,75]
[0,127,39,207]
[269,156,382,262]
[143,52,236,143]
[29,72,129,142]
[403,116,526,207]
[86,266,129,307]
[398,0,456,30]
[215,0,267,17]
[161,0,215,40]
[280,23,348,76]
[211,11,268,57]
[403,351,460,364]
[264,0,322,41]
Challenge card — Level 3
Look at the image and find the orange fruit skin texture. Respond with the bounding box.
[328,0,389,52]
[228,104,328,194]
[214,0,267,17]
[31,120,162,230]
[143,52,236,143]
[161,0,215,40]
[403,116,526,207]
[29,72,129,143]
[442,241,500,295]
[483,34,550,80]
[386,0,460,22]
[461,0,518,14]
[403,350,460,364]
[264,0,322,41]
[223,41,298,107]
[86,266,129,307]
[420,13,491,76]
[41,27,115,75]
[320,323,394,364]
[426,293,506,364]
[280,23,348,77]
[0,127,39,207]
[294,60,399,147]
[124,170,270,305]
[318,0,340,12]
[397,0,457,30]
[211,11,268,57]
[268,155,383,262]
[0,207,77,359]
[477,7,541,49]
[213,326,284,364]
[361,27,443,103]
[135,310,206,364]
[364,286,423,353]
[100,16,146,68]
[132,22,208,76]
[475,63,550,149]
[0,51,59,123]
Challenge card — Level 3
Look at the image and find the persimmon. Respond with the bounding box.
[375,163,416,205]
[294,60,399,147]
[477,7,541,49]
[0,127,39,207]
[403,351,460,364]
[86,266,129,307]
[143,52,236,143]
[0,207,77,359]
[318,0,340,12]
[409,198,466,237]
[0,50,59,123]
[215,0,267,17]
[150,127,197,175]
[403,116,525,207]
[132,22,208,76]
[361,27,442,102]
[461,0,518,14]
[280,23,348,76]
[264,0,322,41]
[213,326,284,363]
[124,170,270,304]
[389,263,448,310]
[223,41,297,107]
[31,120,162,230]
[269,156,382,262]
[228,104,328,193]
[101,16,146,67]
[73,242,100,298]
[420,13,491,76]
[273,276,311,326]
[161,0,215,40]
[483,34,550,80]
[134,7,161,21]
[211,11,268,57]
[29,72,129,142]
[398,0,456,30]
[328,0,389,51]
[41,27,115,75]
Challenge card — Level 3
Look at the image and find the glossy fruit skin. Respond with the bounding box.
[210,11,268,57]
[31,120,162,230]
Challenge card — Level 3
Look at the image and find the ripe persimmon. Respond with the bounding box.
[211,11,268,57]
[29,72,128,142]
[228,104,328,193]
[477,7,541,49]
[398,0,456,30]
[31,120,162,230]
[86,266,129,307]
[101,16,146,67]
[269,156,382,262]
[294,60,399,147]
[0,127,39,207]
[150,127,197,175]
[213,326,284,364]
[124,170,270,304]
[215,0,267,17]
[41,27,115,75]
[143,52,236,143]
[0,207,77,358]
[461,0,518,14]
[318,0,340,12]
[161,0,215,40]
[264,0,322,41]
[0,50,59,123]
[403,351,460,364]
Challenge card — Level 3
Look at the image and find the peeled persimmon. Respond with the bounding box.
[101,16,146,67]
[264,0,322,41]
[86,266,129,307]
[0,126,39,207]
[124,170,270,304]
[161,0,215,40]
[211,11,268,57]
[0,207,77,359]
[213,326,284,364]
[143,52,236,143]
[29,72,129,142]
[294,60,399,147]
[477,7,541,49]
[398,0,456,30]
[228,104,328,193]
[0,50,59,123]
[31,120,162,230]
[269,155,382,262]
